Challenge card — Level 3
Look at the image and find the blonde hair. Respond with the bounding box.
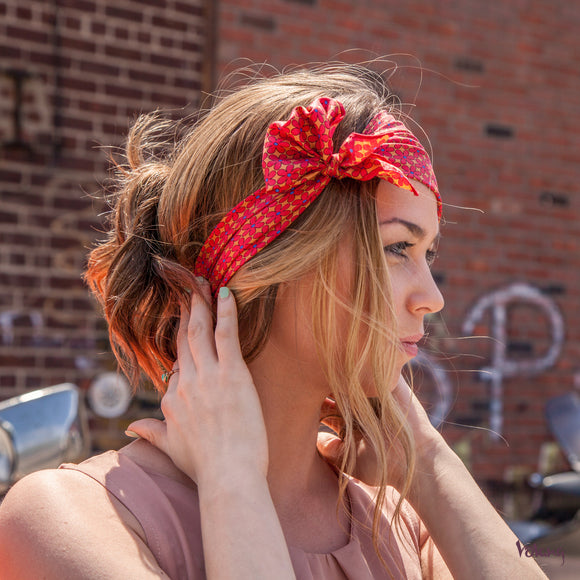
[85,62,416,571]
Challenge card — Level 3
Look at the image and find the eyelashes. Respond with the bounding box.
[383,241,438,267]
[426,249,438,267]
[384,241,412,258]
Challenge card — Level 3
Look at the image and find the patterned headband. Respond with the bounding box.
[194,97,441,296]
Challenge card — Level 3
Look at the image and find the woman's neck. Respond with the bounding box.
[248,351,331,506]
[247,336,351,552]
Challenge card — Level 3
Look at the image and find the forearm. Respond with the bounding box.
[198,472,296,580]
[410,436,547,579]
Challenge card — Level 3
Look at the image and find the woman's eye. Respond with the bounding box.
[384,241,412,259]
[426,249,438,267]
[384,242,438,267]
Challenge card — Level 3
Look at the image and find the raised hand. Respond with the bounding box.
[127,281,269,487]
[126,281,297,578]
[317,376,443,489]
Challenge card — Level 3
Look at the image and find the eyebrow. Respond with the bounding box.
[379,218,441,243]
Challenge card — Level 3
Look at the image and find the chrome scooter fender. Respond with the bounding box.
[0,383,90,495]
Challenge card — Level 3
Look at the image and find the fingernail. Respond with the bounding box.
[125,430,140,439]
[196,276,206,284]
[218,286,230,299]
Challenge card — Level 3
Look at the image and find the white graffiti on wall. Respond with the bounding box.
[0,311,43,346]
[411,351,453,428]
[0,309,96,370]
[462,282,565,438]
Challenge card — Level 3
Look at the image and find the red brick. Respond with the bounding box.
[149,53,186,68]
[104,83,144,99]
[128,68,167,84]
[9,253,26,265]
[104,45,142,62]
[0,232,40,247]
[0,211,18,224]
[50,236,82,250]
[0,43,21,58]
[48,276,85,290]
[79,60,121,77]
[114,27,130,41]
[61,75,98,93]
[175,2,203,16]
[105,6,144,22]
[151,15,188,31]
[15,7,32,19]
[57,156,96,171]
[60,35,97,53]
[0,355,36,367]
[5,25,49,43]
[65,0,97,13]
[0,170,22,183]
[0,376,16,388]
[78,100,118,115]
[140,0,168,6]
[91,21,107,35]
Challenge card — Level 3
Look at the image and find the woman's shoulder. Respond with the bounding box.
[68,440,204,578]
[0,458,167,578]
[58,438,195,491]
[0,459,133,530]
[118,437,197,489]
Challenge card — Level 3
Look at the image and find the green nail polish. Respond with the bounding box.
[196,276,205,284]
[219,286,230,299]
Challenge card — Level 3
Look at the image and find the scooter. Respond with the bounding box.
[508,392,580,564]
[0,383,90,496]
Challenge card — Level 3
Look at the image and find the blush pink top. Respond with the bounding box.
[60,446,432,579]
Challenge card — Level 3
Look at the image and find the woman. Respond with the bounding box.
[0,64,546,579]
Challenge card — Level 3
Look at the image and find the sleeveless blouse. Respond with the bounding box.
[60,448,431,579]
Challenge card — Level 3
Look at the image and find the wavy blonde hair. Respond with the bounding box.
[86,62,417,572]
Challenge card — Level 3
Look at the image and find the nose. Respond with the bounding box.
[407,267,445,316]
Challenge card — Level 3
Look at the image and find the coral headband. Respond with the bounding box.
[194,97,441,295]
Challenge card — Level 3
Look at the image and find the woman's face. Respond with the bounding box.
[376,179,444,370]
[264,179,444,396]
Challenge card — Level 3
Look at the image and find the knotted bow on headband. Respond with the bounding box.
[194,97,441,295]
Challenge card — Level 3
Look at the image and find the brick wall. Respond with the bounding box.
[217,0,580,486]
[0,0,206,448]
[1,0,579,485]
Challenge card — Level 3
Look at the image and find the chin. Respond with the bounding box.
[362,370,401,398]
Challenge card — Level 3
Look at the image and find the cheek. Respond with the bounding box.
[268,278,327,376]
[388,266,407,321]
[359,351,401,397]
[359,267,409,395]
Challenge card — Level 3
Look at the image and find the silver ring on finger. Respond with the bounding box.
[161,368,179,384]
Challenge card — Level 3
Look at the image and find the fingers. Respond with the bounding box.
[320,397,338,418]
[392,374,417,413]
[173,280,244,384]
[175,280,243,369]
[319,397,344,435]
[214,286,243,362]
[174,302,195,380]
[126,419,169,455]
[316,431,345,466]
[176,278,217,370]
[189,279,218,365]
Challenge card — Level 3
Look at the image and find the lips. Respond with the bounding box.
[399,334,424,358]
